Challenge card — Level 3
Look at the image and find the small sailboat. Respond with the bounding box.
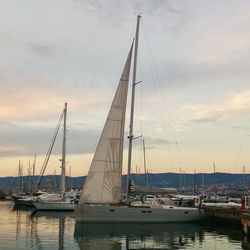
[75,15,204,222]
[13,155,44,208]
[32,103,76,211]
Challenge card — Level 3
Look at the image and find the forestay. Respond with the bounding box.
[80,44,133,204]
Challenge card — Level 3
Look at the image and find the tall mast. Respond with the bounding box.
[33,154,36,176]
[18,160,23,194]
[126,14,141,197]
[179,168,182,193]
[143,139,149,187]
[60,103,67,201]
[32,154,36,193]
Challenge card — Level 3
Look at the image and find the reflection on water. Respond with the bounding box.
[74,222,203,249]
[29,210,76,250]
[0,201,247,249]
[0,201,76,250]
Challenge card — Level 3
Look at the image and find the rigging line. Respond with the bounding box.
[143,28,183,169]
[130,137,139,175]
[142,137,149,186]
[142,21,186,171]
[23,164,31,194]
[141,21,177,171]
[145,144,151,186]
[234,116,250,169]
[140,136,143,175]
[236,117,250,167]
[35,110,64,192]
[138,137,143,176]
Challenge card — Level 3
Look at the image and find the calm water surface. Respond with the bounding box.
[0,201,248,249]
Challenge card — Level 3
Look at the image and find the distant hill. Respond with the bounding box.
[0,172,249,192]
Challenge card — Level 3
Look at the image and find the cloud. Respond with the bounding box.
[0,122,100,157]
[1,0,250,175]
[185,91,250,123]
[72,0,192,32]
[155,124,186,133]
[26,43,51,58]
[0,66,112,123]
[141,136,180,149]
[0,145,28,155]
[0,85,67,121]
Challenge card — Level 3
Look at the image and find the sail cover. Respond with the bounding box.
[80,44,133,204]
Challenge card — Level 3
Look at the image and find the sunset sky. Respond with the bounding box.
[1,0,250,177]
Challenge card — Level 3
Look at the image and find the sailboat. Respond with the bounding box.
[75,15,204,222]
[32,103,76,211]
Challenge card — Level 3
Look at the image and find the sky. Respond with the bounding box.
[1,0,250,177]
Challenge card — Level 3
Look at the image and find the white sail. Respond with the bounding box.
[80,44,133,204]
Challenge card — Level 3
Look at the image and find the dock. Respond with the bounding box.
[204,207,242,224]
[241,212,250,235]
[203,206,250,236]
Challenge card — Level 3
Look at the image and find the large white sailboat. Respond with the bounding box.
[75,15,204,222]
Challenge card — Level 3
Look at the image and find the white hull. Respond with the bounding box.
[32,201,74,211]
[74,204,204,223]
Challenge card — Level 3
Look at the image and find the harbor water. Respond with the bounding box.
[0,201,248,249]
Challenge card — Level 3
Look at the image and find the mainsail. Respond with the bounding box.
[80,43,133,204]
